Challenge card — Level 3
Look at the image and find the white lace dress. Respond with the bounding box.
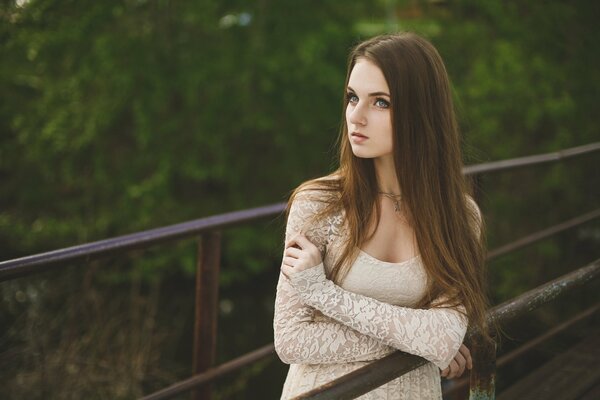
[273,189,470,399]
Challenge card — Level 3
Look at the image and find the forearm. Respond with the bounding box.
[274,272,396,364]
[288,263,468,370]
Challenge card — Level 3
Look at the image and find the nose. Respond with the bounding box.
[347,101,367,126]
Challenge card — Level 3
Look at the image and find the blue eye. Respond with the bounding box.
[375,98,390,108]
[347,93,359,104]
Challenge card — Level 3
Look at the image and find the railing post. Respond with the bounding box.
[192,232,222,400]
[469,335,496,400]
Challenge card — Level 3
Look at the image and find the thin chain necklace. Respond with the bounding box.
[378,191,402,212]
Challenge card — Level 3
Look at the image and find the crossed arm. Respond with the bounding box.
[273,191,473,376]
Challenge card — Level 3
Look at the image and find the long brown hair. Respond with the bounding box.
[287,32,488,338]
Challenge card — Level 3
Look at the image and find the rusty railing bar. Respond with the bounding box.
[192,232,222,400]
[0,203,286,282]
[443,303,600,397]
[487,259,599,327]
[487,208,600,260]
[284,259,600,400]
[2,143,597,282]
[292,352,428,400]
[496,303,599,365]
[463,142,600,176]
[140,344,275,400]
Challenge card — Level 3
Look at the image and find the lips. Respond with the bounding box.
[350,132,368,144]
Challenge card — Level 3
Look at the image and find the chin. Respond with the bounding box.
[350,147,376,159]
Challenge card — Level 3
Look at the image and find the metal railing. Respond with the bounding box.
[139,209,600,400]
[1,142,599,400]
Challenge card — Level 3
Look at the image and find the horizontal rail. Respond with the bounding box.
[141,344,275,400]
[1,142,597,282]
[0,203,285,282]
[285,259,600,400]
[496,303,599,365]
[443,303,600,397]
[487,259,599,326]
[487,208,600,260]
[463,142,600,175]
[293,352,427,400]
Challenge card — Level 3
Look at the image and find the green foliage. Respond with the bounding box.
[435,0,599,159]
[0,0,369,283]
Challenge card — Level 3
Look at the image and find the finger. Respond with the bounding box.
[284,247,303,259]
[452,359,461,379]
[282,257,298,268]
[284,231,303,246]
[453,351,466,377]
[460,345,473,370]
[281,264,294,279]
[447,360,459,379]
[440,367,449,378]
[288,232,313,250]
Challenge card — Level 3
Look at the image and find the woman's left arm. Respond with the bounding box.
[286,262,467,370]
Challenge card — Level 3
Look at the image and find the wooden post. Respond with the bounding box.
[469,336,496,400]
[192,232,222,400]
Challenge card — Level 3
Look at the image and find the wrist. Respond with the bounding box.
[288,262,327,291]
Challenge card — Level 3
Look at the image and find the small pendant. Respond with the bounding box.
[393,200,400,212]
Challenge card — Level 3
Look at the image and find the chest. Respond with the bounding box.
[339,251,428,306]
[322,208,427,307]
[360,202,418,264]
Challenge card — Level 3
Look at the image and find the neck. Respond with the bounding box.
[374,154,401,195]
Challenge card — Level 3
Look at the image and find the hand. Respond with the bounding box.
[441,344,472,379]
[280,232,323,278]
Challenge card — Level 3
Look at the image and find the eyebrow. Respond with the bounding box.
[347,86,390,97]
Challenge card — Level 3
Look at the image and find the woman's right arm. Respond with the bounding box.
[273,190,396,365]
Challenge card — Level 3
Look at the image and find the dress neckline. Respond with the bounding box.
[358,248,421,266]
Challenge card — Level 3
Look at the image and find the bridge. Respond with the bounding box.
[1,143,599,399]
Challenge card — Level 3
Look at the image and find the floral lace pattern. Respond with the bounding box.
[274,189,477,399]
[287,262,468,370]
[343,251,427,307]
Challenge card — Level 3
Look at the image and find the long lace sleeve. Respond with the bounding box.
[273,190,396,364]
[286,264,468,370]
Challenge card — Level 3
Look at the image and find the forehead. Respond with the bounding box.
[347,58,389,93]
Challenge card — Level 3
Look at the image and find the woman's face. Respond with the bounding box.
[345,58,393,160]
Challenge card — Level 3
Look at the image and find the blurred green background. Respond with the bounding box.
[1,0,598,399]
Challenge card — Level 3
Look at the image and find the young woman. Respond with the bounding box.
[273,32,487,399]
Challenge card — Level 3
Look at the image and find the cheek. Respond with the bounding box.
[345,105,352,123]
[374,113,392,132]
[376,114,394,147]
